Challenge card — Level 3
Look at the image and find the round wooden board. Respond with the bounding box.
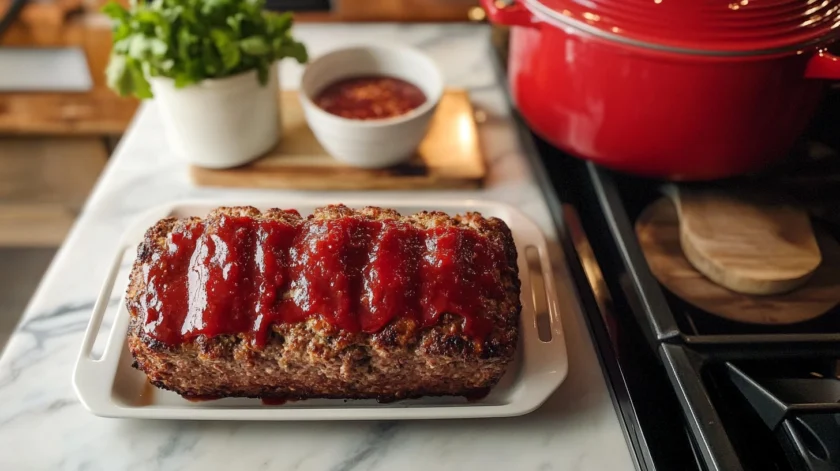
[635,198,840,325]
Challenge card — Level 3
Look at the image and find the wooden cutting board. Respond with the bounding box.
[190,89,485,190]
[665,186,822,295]
[635,197,840,325]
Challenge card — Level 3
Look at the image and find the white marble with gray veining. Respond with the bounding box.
[0,24,635,471]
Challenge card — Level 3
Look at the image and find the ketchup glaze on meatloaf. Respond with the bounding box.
[135,205,514,348]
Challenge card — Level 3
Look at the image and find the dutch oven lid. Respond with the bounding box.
[527,0,840,56]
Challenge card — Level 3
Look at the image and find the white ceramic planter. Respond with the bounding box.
[150,65,279,169]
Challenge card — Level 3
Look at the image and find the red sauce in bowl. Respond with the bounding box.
[314,76,427,120]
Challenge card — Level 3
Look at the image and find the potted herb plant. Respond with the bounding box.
[103,0,308,168]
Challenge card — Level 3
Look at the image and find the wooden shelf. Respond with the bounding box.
[0,136,107,247]
[0,14,139,136]
[0,0,483,136]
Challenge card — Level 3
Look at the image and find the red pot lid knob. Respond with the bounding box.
[527,0,840,55]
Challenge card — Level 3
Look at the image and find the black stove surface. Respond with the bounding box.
[519,126,705,471]
[661,345,840,471]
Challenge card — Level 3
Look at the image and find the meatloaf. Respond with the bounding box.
[126,205,521,402]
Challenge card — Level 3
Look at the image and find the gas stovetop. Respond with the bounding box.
[521,84,840,471]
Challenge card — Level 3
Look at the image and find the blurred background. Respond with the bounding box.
[0,0,486,348]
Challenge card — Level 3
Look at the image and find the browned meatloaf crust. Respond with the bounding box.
[126,205,521,402]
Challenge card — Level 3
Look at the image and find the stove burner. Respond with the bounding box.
[726,360,840,471]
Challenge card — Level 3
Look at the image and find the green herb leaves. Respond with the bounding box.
[103,0,308,98]
[211,28,240,71]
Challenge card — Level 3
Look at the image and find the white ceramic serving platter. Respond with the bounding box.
[73,197,570,420]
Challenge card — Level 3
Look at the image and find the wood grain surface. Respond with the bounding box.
[667,186,822,295]
[636,198,840,325]
[0,15,139,135]
[0,136,107,247]
[190,89,486,190]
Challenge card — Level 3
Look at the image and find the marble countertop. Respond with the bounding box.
[0,24,634,470]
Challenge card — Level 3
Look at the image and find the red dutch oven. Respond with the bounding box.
[482,0,840,180]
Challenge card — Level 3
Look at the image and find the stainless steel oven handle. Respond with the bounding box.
[563,203,653,347]
[561,203,653,471]
[562,203,614,325]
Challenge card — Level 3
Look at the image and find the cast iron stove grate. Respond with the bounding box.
[663,346,840,471]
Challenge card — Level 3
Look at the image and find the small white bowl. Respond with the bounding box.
[299,45,444,168]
